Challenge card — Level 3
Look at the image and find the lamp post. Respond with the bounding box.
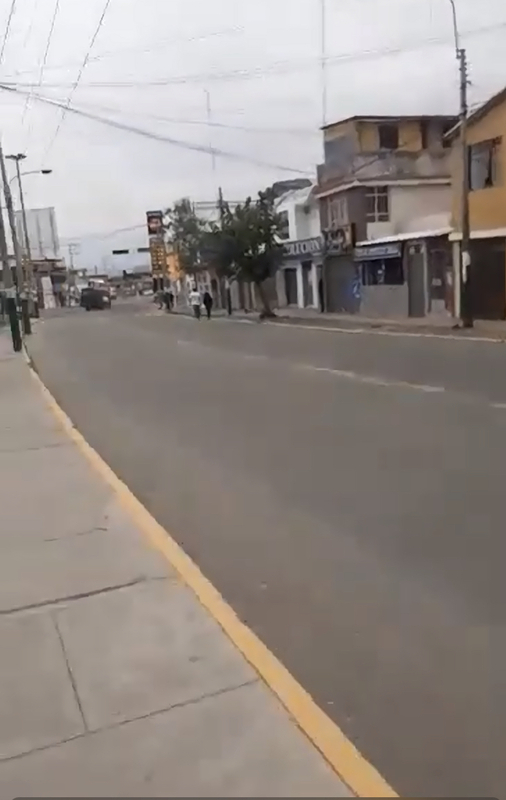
[6,155,52,319]
[447,0,472,327]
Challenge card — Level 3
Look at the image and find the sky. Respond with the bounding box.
[0,0,505,261]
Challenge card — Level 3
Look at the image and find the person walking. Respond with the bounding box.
[203,290,213,320]
[189,286,201,320]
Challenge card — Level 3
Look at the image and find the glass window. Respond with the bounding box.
[365,187,390,222]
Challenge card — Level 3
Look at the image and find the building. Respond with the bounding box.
[448,86,506,320]
[316,114,457,315]
[275,184,322,310]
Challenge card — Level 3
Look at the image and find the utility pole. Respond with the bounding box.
[458,47,472,327]
[0,195,22,351]
[0,141,31,336]
[10,155,39,318]
[218,186,232,315]
[320,0,328,128]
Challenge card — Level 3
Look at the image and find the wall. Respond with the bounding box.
[451,99,506,232]
[366,183,451,240]
[360,284,409,317]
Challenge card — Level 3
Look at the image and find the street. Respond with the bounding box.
[27,300,506,798]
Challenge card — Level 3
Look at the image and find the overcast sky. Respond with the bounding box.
[0,0,504,247]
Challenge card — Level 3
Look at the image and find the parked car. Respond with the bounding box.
[80,286,112,311]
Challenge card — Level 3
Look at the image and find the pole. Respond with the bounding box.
[0,141,30,336]
[15,158,39,318]
[218,186,232,315]
[458,47,472,328]
[320,0,328,128]
[0,194,22,351]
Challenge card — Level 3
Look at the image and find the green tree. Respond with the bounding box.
[165,199,207,276]
[205,190,285,318]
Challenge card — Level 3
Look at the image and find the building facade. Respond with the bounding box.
[449,86,506,320]
[316,114,456,316]
[275,185,322,310]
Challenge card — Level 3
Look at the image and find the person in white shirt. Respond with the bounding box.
[189,287,202,320]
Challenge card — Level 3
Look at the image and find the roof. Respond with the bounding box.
[355,227,452,247]
[321,114,456,131]
[445,85,506,141]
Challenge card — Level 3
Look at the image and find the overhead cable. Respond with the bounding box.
[43,0,113,159]
[0,0,18,66]
[1,84,313,176]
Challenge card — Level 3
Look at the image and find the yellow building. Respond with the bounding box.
[449,86,506,319]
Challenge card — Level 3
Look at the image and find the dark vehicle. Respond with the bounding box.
[80,287,111,311]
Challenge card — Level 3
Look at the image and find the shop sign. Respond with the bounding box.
[354,242,402,261]
[283,237,322,259]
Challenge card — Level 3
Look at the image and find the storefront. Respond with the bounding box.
[354,241,407,317]
[276,236,322,309]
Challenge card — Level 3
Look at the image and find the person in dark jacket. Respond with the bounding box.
[202,290,213,320]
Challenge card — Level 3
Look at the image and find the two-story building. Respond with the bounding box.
[275,184,323,310]
[316,114,457,316]
[448,86,506,320]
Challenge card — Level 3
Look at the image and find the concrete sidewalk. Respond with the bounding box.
[0,334,350,798]
[167,302,506,339]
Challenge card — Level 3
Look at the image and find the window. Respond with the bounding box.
[469,138,501,190]
[328,195,347,228]
[421,120,430,150]
[278,210,290,240]
[378,124,399,150]
[362,259,404,286]
[366,186,390,222]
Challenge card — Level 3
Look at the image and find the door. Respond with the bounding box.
[302,261,313,307]
[284,268,298,306]
[471,239,506,320]
[407,243,426,317]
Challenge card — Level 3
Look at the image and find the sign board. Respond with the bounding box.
[283,237,322,259]
[15,207,60,261]
[146,210,164,238]
[324,225,355,256]
[354,242,402,261]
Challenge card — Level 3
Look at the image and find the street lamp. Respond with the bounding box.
[6,154,53,319]
[446,0,472,327]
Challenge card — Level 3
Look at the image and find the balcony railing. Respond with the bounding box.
[317,150,452,190]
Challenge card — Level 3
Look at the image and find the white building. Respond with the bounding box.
[275,185,322,310]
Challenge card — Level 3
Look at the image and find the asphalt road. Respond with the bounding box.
[27,301,506,797]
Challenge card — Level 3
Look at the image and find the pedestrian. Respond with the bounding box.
[189,286,201,320]
[168,290,174,310]
[203,290,213,320]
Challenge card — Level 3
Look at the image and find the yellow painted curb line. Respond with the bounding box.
[29,364,397,799]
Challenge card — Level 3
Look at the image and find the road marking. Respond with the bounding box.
[28,361,397,799]
[267,321,506,344]
[296,363,445,395]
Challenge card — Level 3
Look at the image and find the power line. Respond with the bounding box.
[21,0,61,136]
[0,0,18,66]
[0,84,313,176]
[6,19,506,92]
[43,0,113,159]
[4,26,243,81]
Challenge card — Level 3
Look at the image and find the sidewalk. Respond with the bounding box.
[0,334,351,798]
[169,303,506,339]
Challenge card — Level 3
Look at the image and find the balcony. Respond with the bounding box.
[317,150,452,194]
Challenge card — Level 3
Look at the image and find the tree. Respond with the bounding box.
[204,190,285,318]
[165,199,207,277]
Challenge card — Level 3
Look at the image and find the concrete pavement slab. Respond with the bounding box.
[54,579,256,730]
[0,443,112,542]
[0,681,350,797]
[0,499,170,612]
[0,613,85,759]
